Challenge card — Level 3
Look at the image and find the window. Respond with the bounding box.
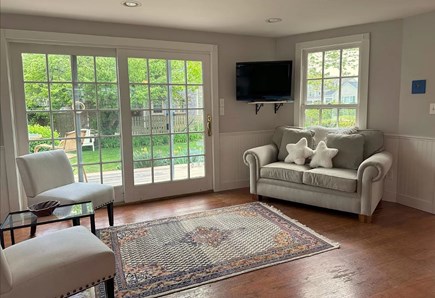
[295,34,369,128]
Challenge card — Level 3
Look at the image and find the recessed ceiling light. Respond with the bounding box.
[266,18,282,23]
[122,1,141,7]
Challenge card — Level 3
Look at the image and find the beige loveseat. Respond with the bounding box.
[243,126,393,222]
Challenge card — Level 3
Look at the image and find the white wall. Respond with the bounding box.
[398,11,435,138]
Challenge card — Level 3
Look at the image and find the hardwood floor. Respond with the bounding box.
[5,188,435,297]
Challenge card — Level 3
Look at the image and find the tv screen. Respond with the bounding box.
[236,61,292,101]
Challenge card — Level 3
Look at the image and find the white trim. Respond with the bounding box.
[384,133,435,141]
[295,33,370,128]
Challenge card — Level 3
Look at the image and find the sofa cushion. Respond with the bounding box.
[278,129,314,161]
[358,130,384,159]
[310,125,358,147]
[326,133,364,170]
[261,162,310,184]
[303,168,357,193]
[272,126,304,149]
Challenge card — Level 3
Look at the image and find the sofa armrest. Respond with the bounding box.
[243,144,278,194]
[357,151,393,183]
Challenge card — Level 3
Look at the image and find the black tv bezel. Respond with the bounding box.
[236,60,292,102]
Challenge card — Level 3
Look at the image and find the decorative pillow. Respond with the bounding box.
[357,130,384,159]
[278,129,314,161]
[284,138,314,165]
[310,141,339,168]
[310,125,359,147]
[326,133,364,170]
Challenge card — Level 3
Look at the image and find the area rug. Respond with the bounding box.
[95,202,339,297]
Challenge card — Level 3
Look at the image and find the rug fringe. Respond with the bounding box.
[257,202,340,248]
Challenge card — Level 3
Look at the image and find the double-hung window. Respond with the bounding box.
[295,34,370,128]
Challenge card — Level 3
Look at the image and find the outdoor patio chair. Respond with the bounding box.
[16,150,114,236]
[0,226,115,298]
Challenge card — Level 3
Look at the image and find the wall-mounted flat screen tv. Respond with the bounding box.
[236,60,292,101]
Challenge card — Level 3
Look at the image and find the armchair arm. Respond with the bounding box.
[243,144,278,194]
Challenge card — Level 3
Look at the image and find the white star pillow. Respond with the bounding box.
[310,141,339,168]
[284,138,314,165]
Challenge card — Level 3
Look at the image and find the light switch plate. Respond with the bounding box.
[430,103,435,115]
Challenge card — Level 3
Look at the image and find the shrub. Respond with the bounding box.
[28,124,60,152]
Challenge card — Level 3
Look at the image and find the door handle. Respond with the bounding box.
[207,115,212,136]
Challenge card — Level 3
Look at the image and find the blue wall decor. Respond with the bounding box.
[412,80,426,94]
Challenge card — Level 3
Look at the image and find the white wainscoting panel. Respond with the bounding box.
[218,130,274,191]
[384,134,435,214]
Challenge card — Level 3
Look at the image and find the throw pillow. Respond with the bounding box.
[310,125,359,147]
[310,141,339,168]
[278,129,314,161]
[326,133,364,170]
[284,138,314,165]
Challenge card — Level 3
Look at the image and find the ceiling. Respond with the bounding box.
[1,0,435,37]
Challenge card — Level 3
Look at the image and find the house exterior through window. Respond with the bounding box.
[295,34,370,128]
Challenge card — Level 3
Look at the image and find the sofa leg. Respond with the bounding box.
[107,202,114,226]
[104,277,115,298]
[359,214,372,223]
[252,194,263,201]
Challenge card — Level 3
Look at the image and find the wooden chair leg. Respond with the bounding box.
[104,277,115,298]
[107,202,114,226]
[359,214,372,223]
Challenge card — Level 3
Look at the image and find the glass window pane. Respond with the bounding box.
[170,85,186,109]
[153,159,170,182]
[341,78,358,104]
[188,110,204,132]
[133,136,151,161]
[25,83,49,111]
[48,55,71,82]
[324,50,340,78]
[169,60,186,84]
[96,57,117,83]
[152,135,170,158]
[323,79,339,104]
[150,85,168,110]
[171,110,187,133]
[77,56,95,82]
[134,160,152,185]
[130,84,149,109]
[304,109,320,127]
[76,83,97,109]
[132,110,151,135]
[128,58,148,83]
[80,148,100,167]
[150,112,169,134]
[102,163,122,186]
[306,80,322,105]
[50,83,73,110]
[339,109,357,127]
[53,112,75,137]
[22,53,47,82]
[97,84,119,109]
[190,156,205,178]
[189,133,204,155]
[187,86,203,108]
[187,61,203,84]
[99,111,120,136]
[83,164,101,183]
[149,59,167,83]
[307,52,323,79]
[100,137,121,162]
[321,109,338,128]
[80,111,98,136]
[342,48,359,77]
[173,134,188,157]
[173,158,188,180]
[27,112,52,136]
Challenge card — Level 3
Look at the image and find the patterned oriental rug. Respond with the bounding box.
[95,202,339,297]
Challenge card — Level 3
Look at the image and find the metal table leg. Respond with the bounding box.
[90,214,96,235]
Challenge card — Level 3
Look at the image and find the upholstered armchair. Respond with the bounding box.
[0,226,115,298]
[16,150,114,235]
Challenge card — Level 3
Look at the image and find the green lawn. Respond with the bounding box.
[69,141,204,173]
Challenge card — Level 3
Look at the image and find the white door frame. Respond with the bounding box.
[1,29,220,207]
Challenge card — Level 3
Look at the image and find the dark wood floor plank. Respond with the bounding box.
[4,188,435,297]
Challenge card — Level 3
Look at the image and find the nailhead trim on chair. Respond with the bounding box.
[94,200,115,210]
[57,273,116,298]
